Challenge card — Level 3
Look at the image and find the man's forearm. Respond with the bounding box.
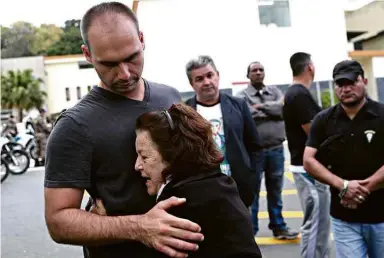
[366,165,384,191]
[260,101,283,117]
[303,157,344,190]
[47,208,142,246]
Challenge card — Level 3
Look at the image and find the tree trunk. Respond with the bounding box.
[18,108,23,122]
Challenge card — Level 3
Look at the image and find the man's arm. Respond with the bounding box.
[301,123,311,136]
[44,116,203,258]
[45,187,141,245]
[45,188,202,257]
[241,99,262,170]
[303,147,343,190]
[359,165,384,192]
[236,89,267,118]
[258,87,284,118]
[290,91,320,135]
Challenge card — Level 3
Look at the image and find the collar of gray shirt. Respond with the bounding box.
[245,84,272,96]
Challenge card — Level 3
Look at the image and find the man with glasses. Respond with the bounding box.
[237,62,298,239]
[304,60,384,258]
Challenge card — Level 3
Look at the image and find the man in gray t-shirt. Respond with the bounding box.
[44,3,204,258]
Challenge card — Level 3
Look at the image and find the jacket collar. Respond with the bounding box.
[245,84,271,96]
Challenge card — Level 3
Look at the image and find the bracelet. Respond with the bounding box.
[338,180,349,199]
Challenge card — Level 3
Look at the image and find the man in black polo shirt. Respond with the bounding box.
[304,60,384,258]
[283,52,331,258]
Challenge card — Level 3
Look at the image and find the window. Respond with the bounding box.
[65,87,70,101]
[77,86,81,100]
[258,0,291,27]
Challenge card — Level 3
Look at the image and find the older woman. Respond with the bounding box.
[134,103,262,258]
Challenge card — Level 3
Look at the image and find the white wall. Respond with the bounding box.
[138,0,349,93]
[1,56,47,92]
[45,57,99,114]
[373,57,384,78]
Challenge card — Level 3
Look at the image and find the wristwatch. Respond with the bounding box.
[338,180,349,199]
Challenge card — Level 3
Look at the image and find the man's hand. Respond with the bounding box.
[138,196,204,258]
[252,104,264,110]
[89,199,107,216]
[343,180,370,204]
[340,199,358,209]
[359,178,384,192]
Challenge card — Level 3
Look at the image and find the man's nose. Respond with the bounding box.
[203,77,211,85]
[117,62,130,80]
[134,158,141,171]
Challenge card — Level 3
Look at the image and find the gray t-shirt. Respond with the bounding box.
[44,79,181,257]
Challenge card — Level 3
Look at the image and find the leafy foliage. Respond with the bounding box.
[1,69,47,121]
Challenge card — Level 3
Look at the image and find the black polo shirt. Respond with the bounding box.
[307,98,384,223]
[283,84,321,166]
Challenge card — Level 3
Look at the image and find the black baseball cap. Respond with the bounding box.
[332,60,364,82]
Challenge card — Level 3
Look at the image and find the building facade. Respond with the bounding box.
[2,0,383,116]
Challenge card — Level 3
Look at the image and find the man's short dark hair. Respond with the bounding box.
[290,52,311,76]
[246,61,261,77]
[185,55,218,84]
[80,1,140,48]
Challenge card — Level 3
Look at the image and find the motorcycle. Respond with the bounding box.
[1,138,11,183]
[10,129,38,163]
[1,134,30,175]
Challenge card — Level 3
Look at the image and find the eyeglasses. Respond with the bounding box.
[162,110,175,130]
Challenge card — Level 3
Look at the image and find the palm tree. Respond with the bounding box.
[1,69,47,121]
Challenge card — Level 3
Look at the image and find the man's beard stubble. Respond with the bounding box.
[340,94,366,108]
[97,71,140,96]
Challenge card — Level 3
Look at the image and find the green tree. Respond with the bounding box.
[47,19,83,56]
[1,69,47,121]
[30,24,64,56]
[1,22,36,58]
[321,89,339,109]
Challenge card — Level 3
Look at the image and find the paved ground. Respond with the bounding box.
[1,153,335,257]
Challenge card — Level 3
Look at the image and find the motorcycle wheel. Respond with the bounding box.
[7,149,30,175]
[29,145,39,161]
[1,157,10,183]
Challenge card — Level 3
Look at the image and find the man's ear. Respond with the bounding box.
[363,78,368,85]
[139,31,145,50]
[81,44,92,63]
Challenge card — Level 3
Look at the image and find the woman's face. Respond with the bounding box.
[135,130,168,195]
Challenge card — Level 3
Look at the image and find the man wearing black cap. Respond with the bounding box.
[304,60,384,258]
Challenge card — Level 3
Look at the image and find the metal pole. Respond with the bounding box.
[316,81,322,108]
[329,80,335,106]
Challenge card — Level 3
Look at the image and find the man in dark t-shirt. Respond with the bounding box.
[283,52,331,258]
[304,60,384,258]
[44,3,204,258]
